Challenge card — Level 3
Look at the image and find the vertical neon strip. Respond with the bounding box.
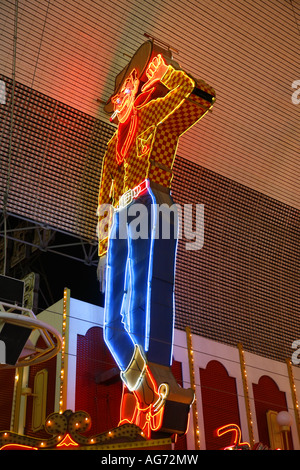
[286,358,300,446]
[60,288,70,414]
[186,326,200,449]
[11,367,23,433]
[121,249,133,337]
[170,202,179,366]
[145,184,156,354]
[237,343,255,447]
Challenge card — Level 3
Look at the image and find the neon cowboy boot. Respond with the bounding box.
[147,361,195,436]
[120,345,169,437]
[120,345,195,437]
[131,365,169,438]
[118,384,139,426]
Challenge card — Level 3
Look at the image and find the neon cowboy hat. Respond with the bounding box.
[103,39,181,115]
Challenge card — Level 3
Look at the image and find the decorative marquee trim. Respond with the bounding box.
[0,409,158,450]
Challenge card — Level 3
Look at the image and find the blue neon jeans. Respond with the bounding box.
[103,186,178,372]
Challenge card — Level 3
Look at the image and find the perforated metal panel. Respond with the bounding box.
[75,327,122,435]
[172,157,300,363]
[199,361,241,450]
[253,376,292,449]
[0,75,111,242]
[0,369,15,431]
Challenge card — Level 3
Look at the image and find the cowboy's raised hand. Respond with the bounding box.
[141,54,168,91]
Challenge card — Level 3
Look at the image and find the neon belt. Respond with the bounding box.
[116,179,150,211]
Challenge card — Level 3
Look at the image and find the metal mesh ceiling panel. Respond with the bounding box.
[172,157,300,363]
[0,76,110,242]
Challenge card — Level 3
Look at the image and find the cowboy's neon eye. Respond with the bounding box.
[124,88,130,94]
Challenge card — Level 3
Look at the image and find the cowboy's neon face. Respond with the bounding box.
[112,71,140,123]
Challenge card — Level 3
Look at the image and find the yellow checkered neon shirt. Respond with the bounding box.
[98,65,215,256]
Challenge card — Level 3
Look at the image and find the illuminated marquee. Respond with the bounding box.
[97,39,216,438]
[0,410,164,450]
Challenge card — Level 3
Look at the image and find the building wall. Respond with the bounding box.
[1,295,300,449]
[200,360,242,450]
[40,297,300,450]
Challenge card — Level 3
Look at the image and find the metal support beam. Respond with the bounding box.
[0,212,99,267]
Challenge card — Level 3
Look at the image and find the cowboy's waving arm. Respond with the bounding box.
[140,54,196,124]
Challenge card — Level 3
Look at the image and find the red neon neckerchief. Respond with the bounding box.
[115,88,154,165]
